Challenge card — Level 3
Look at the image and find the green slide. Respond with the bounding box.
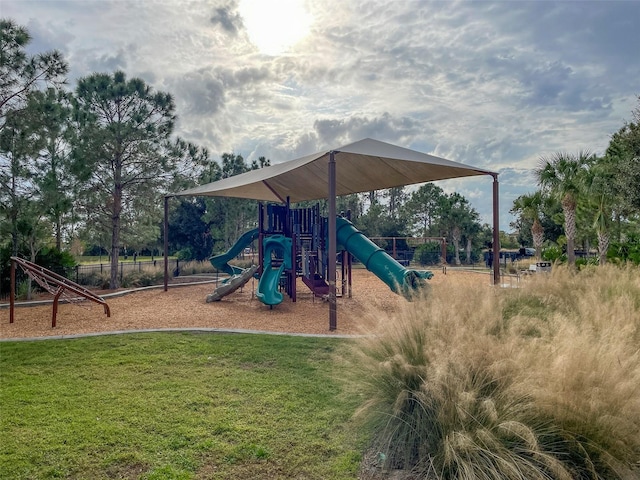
[256,235,292,306]
[336,217,433,298]
[210,228,259,277]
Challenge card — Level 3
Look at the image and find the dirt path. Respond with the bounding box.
[1,268,493,340]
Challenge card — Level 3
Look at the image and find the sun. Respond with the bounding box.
[239,0,312,56]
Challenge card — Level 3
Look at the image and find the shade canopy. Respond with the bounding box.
[174,138,496,202]
[164,137,503,311]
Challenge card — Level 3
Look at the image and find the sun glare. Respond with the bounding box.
[239,0,312,56]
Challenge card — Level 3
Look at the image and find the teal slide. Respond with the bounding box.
[210,228,259,277]
[256,235,292,306]
[336,217,433,298]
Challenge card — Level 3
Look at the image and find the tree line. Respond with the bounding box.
[171,180,492,265]
[511,99,640,267]
[1,20,213,289]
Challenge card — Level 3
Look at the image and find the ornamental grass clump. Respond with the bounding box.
[348,264,640,479]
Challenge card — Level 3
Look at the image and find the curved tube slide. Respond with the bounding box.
[256,235,292,306]
[336,217,433,298]
[210,228,259,277]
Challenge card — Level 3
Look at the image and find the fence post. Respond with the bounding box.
[120,262,123,284]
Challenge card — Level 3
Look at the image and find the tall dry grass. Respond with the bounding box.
[346,264,640,479]
[74,260,218,290]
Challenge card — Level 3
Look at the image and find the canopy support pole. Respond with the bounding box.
[492,174,501,285]
[164,195,170,292]
[328,151,337,330]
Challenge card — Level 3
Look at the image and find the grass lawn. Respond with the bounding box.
[0,332,365,479]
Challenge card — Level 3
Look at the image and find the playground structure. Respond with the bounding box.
[167,138,502,330]
[206,202,434,306]
[8,256,111,328]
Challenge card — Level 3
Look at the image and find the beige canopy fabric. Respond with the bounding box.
[174,138,496,202]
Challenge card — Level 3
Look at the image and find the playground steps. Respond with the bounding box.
[302,274,330,297]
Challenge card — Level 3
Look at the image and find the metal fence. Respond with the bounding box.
[76,259,200,286]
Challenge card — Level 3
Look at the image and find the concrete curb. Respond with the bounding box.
[0,327,363,343]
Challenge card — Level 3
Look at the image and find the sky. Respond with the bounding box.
[4,0,639,231]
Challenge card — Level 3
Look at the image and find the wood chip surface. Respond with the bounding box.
[1,268,493,340]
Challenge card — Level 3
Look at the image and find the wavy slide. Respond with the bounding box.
[256,235,292,306]
[206,264,258,302]
[209,228,259,277]
[336,217,433,298]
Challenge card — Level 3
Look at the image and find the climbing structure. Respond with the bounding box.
[208,200,434,307]
[256,202,347,305]
[9,256,111,328]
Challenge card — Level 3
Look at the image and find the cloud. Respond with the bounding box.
[4,0,639,230]
[311,113,422,147]
[85,47,130,74]
[22,16,75,56]
[172,68,226,115]
[210,5,243,35]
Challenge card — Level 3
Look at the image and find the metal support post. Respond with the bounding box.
[492,174,501,285]
[164,195,169,291]
[328,151,337,330]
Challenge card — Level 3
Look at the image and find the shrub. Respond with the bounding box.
[177,260,218,276]
[176,247,195,262]
[0,246,77,295]
[576,256,599,268]
[608,237,640,265]
[415,243,443,266]
[120,269,164,288]
[542,245,565,263]
[346,264,640,479]
[76,271,111,289]
[15,280,31,300]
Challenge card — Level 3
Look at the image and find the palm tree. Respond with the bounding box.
[584,155,616,265]
[593,195,611,265]
[535,151,594,267]
[511,191,545,259]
